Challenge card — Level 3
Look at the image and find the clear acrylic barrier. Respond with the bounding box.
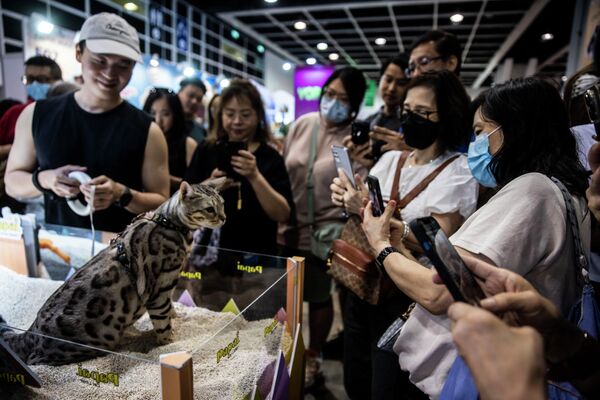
[0,224,303,399]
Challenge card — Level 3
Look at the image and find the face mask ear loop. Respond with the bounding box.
[487,125,502,138]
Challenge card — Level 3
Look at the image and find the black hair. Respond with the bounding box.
[320,67,367,122]
[379,54,409,78]
[213,78,272,144]
[403,70,470,150]
[0,99,21,119]
[594,24,600,70]
[179,78,207,94]
[410,30,462,75]
[24,55,62,80]
[472,77,589,196]
[207,94,221,138]
[143,88,188,174]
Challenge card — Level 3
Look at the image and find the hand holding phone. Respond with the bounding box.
[366,175,385,217]
[331,145,356,188]
[410,217,485,305]
[216,139,248,180]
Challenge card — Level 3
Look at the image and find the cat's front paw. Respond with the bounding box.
[156,331,174,345]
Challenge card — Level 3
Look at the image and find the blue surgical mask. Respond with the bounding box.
[26,82,51,101]
[320,95,350,124]
[467,125,502,188]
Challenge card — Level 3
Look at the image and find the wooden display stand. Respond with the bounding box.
[160,352,193,400]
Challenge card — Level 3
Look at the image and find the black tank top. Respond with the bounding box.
[32,93,151,232]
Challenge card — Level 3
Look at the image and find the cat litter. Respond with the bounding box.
[0,266,289,399]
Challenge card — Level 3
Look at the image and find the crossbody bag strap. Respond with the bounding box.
[306,120,320,227]
[397,154,460,209]
[389,151,409,218]
[550,177,589,281]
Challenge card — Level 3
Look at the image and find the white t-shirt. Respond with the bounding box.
[395,172,591,398]
[369,150,478,222]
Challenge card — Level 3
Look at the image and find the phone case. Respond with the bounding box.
[331,145,356,188]
[409,218,467,303]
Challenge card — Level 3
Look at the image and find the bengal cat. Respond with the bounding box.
[0,181,225,365]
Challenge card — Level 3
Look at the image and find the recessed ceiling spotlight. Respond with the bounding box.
[328,53,339,61]
[294,21,307,30]
[257,44,265,53]
[37,20,54,34]
[306,57,317,65]
[317,42,328,51]
[450,13,464,23]
[282,62,292,71]
[183,67,195,77]
[149,57,159,67]
[561,75,568,82]
[541,32,554,42]
[124,2,139,11]
[265,0,278,3]
[374,38,386,46]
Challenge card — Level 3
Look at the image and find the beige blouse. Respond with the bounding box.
[277,112,364,250]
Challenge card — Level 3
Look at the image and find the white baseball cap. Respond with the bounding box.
[79,13,142,63]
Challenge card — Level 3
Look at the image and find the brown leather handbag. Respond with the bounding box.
[329,152,459,305]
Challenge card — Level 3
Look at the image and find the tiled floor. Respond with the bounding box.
[302,290,350,400]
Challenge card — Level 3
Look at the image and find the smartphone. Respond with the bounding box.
[366,175,385,217]
[409,217,485,305]
[331,145,356,188]
[584,84,600,138]
[351,120,371,145]
[216,140,248,180]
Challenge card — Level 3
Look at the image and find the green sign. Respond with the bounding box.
[363,78,377,107]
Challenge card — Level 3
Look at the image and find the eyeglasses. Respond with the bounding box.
[323,88,350,104]
[405,56,444,77]
[401,109,438,121]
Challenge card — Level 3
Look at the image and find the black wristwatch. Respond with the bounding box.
[376,246,399,274]
[115,186,133,208]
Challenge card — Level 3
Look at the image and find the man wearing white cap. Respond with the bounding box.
[5,13,169,232]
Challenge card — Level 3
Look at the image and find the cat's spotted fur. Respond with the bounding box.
[0,182,225,365]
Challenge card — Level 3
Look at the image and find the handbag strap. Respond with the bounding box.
[550,177,589,281]
[389,152,409,218]
[306,120,320,227]
[397,154,460,209]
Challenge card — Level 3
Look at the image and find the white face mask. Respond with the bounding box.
[320,95,350,124]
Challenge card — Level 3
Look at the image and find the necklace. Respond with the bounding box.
[407,151,440,168]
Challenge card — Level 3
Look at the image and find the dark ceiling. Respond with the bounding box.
[192,0,574,88]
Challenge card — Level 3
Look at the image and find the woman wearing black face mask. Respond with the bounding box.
[329,70,476,399]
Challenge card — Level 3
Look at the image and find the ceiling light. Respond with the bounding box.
[257,44,265,53]
[374,38,386,46]
[294,21,307,30]
[561,75,568,82]
[124,2,139,11]
[149,58,159,67]
[328,53,339,61]
[183,67,195,77]
[282,62,292,71]
[450,13,464,23]
[37,20,54,34]
[220,78,231,88]
[265,0,278,3]
[541,33,554,42]
[317,42,328,51]
[306,57,317,65]
[231,29,240,40]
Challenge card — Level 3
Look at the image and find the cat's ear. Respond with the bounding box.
[179,181,192,199]
[203,176,228,192]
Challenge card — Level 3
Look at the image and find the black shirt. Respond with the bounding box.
[184,141,294,255]
[365,107,403,132]
[32,93,151,232]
